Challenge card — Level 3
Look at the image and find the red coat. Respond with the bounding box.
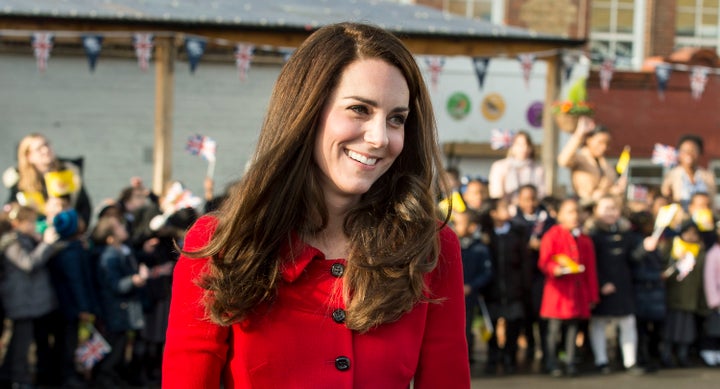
[162,216,470,388]
[538,225,599,320]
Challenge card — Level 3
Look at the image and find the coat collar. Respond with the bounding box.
[279,232,325,283]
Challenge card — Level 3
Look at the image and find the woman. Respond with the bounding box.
[661,134,716,210]
[557,117,627,202]
[162,23,470,388]
[488,131,545,204]
[4,134,92,225]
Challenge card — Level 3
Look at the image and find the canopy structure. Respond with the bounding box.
[0,0,586,194]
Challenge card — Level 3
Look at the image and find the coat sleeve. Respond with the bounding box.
[487,159,506,199]
[538,229,559,278]
[581,236,600,304]
[162,216,229,389]
[4,240,53,273]
[414,225,470,389]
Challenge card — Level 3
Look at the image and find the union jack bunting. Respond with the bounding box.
[600,58,615,92]
[31,32,54,72]
[490,129,516,150]
[76,327,111,370]
[235,44,255,81]
[690,66,709,101]
[518,53,536,89]
[425,56,445,92]
[186,134,216,162]
[651,143,678,168]
[133,33,154,70]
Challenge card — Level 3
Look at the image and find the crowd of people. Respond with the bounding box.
[1,32,719,389]
[0,133,209,388]
[452,116,720,377]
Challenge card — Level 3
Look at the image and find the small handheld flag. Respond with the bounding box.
[490,129,516,150]
[652,203,681,240]
[651,143,678,168]
[186,134,217,178]
[615,146,631,176]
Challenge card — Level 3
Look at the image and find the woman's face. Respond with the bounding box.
[557,200,580,230]
[585,132,610,158]
[677,140,700,168]
[510,135,531,160]
[314,58,408,202]
[26,137,55,172]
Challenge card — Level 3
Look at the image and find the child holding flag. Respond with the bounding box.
[538,198,599,377]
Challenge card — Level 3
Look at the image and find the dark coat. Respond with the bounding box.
[483,222,530,318]
[0,232,57,319]
[586,219,643,316]
[48,239,99,321]
[512,208,555,314]
[631,246,666,321]
[664,241,706,313]
[460,237,492,294]
[96,244,145,333]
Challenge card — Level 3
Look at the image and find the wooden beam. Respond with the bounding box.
[541,54,562,195]
[442,142,542,159]
[152,35,175,196]
[0,17,584,56]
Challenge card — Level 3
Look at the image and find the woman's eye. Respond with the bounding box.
[388,115,407,127]
[349,105,369,115]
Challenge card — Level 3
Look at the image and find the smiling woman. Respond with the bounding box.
[162,22,470,388]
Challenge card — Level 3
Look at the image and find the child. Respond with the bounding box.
[479,198,530,374]
[661,219,705,367]
[452,209,492,365]
[0,204,59,387]
[688,192,717,249]
[538,198,599,377]
[48,207,99,386]
[628,210,666,372]
[512,184,555,363]
[586,195,644,374]
[701,220,720,366]
[92,215,149,387]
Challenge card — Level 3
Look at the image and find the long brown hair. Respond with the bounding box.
[16,133,59,193]
[190,22,447,332]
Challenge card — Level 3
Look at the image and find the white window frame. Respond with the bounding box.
[675,0,720,53]
[589,0,646,70]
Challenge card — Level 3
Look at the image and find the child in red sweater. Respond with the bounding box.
[538,198,599,377]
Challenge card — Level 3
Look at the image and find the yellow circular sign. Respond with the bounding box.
[481,93,506,122]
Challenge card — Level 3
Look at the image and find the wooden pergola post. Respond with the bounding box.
[152,35,175,196]
[542,54,562,195]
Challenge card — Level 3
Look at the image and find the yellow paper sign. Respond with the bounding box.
[616,146,631,175]
[693,209,714,232]
[671,236,700,261]
[16,191,46,214]
[44,170,78,198]
[553,253,585,274]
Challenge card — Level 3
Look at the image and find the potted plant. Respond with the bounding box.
[553,78,594,133]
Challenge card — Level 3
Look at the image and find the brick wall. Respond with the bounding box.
[646,0,677,58]
[506,0,588,39]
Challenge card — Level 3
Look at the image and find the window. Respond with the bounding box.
[445,0,496,22]
[589,0,642,69]
[675,0,720,52]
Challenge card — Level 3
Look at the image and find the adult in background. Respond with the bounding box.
[162,22,470,388]
[3,133,92,225]
[661,134,716,211]
[557,117,627,203]
[488,131,545,204]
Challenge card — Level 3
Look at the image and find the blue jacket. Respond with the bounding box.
[96,244,145,333]
[49,239,99,320]
[460,237,492,294]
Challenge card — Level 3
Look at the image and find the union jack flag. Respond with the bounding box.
[425,56,445,92]
[627,184,649,203]
[31,32,54,72]
[490,128,516,150]
[186,134,216,162]
[690,66,709,100]
[518,53,536,89]
[235,44,255,81]
[600,58,615,92]
[652,143,678,168]
[75,327,111,370]
[133,33,154,70]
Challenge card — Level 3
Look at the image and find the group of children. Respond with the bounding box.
[453,180,720,377]
[0,181,195,388]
